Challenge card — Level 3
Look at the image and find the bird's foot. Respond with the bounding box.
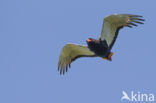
[102,52,114,61]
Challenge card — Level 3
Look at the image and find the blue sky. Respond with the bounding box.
[0,0,156,103]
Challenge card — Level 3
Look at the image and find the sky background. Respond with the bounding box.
[0,0,156,103]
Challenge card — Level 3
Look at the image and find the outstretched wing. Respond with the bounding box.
[100,14,145,50]
[58,44,95,74]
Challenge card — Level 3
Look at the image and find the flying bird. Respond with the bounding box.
[58,14,145,74]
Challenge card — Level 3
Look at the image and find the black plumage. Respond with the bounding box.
[58,14,145,74]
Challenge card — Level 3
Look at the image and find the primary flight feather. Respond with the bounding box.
[58,14,145,74]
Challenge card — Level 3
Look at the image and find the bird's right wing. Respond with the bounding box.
[100,14,144,50]
[58,44,95,74]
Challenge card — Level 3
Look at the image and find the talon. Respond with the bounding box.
[107,52,114,61]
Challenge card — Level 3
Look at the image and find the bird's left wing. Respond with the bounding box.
[100,14,145,50]
[58,44,95,74]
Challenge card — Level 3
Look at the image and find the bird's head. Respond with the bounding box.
[86,38,100,49]
[86,38,93,43]
[86,38,98,44]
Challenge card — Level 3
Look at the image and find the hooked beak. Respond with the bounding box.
[87,39,92,42]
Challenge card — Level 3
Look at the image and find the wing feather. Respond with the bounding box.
[100,14,145,50]
[58,44,95,74]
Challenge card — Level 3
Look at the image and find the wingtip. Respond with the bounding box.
[126,25,133,28]
[129,23,138,27]
[129,14,143,17]
[58,62,71,75]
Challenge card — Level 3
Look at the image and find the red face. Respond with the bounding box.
[86,38,92,43]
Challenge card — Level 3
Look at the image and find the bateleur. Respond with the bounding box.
[58,14,145,74]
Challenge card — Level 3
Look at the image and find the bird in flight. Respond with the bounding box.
[58,14,145,74]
